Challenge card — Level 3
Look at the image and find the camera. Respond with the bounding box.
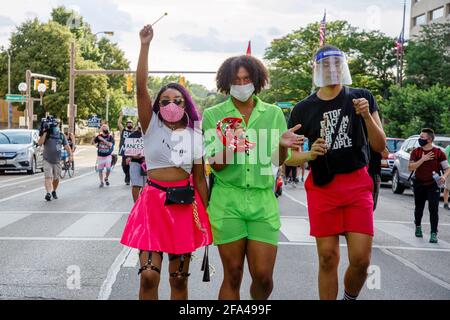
[40,116,59,135]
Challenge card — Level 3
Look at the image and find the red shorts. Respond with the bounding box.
[305,167,374,238]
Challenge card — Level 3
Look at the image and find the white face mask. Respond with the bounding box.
[230,83,255,102]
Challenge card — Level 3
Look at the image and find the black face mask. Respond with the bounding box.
[103,130,109,135]
[126,125,133,130]
[418,138,429,147]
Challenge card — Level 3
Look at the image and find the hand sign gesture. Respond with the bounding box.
[280,124,304,150]
[421,151,435,162]
[140,25,154,45]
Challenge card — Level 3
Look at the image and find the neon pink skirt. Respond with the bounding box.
[120,179,212,255]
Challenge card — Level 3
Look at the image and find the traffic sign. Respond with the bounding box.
[276,102,294,109]
[5,94,27,102]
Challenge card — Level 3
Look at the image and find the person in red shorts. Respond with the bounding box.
[286,45,386,300]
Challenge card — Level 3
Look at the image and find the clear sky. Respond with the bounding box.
[0,0,411,90]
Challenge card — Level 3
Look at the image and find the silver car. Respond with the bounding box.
[0,129,44,175]
[392,135,450,194]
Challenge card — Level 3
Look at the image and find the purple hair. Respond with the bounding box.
[153,83,201,129]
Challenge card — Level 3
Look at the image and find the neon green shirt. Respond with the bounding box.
[445,145,450,165]
[202,96,288,190]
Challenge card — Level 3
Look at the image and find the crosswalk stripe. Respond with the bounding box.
[123,249,140,268]
[375,222,450,249]
[280,217,315,243]
[0,214,31,229]
[57,214,123,238]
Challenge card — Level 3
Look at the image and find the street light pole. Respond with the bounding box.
[106,92,110,123]
[94,31,115,38]
[7,51,12,128]
[69,41,76,135]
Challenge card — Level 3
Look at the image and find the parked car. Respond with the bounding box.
[391,135,450,194]
[380,138,405,182]
[0,129,44,175]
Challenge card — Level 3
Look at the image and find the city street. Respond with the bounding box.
[0,146,449,300]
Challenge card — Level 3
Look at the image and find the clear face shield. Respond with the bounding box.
[313,50,352,87]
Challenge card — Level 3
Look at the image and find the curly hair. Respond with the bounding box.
[216,55,269,94]
[153,83,201,129]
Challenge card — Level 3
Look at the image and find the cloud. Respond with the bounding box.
[52,0,137,41]
[0,16,15,27]
[173,28,268,55]
[267,27,282,36]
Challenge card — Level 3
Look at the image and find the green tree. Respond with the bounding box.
[405,23,450,88]
[261,20,397,104]
[381,84,450,138]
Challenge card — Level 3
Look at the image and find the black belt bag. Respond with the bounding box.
[148,181,195,206]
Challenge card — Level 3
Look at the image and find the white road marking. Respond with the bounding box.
[0,211,129,215]
[0,236,449,254]
[0,237,121,241]
[279,241,450,252]
[0,214,31,229]
[279,216,450,227]
[280,217,315,243]
[0,173,43,185]
[0,175,46,189]
[58,214,124,238]
[375,222,450,249]
[123,248,140,268]
[380,248,450,290]
[0,171,95,204]
[98,247,131,300]
[283,190,308,208]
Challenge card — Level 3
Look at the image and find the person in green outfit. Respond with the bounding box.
[202,55,303,300]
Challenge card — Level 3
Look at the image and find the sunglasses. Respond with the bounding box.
[160,98,185,107]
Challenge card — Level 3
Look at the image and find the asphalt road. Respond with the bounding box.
[0,145,449,300]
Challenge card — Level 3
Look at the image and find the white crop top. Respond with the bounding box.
[144,112,204,174]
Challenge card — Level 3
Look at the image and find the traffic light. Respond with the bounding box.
[126,75,133,93]
[179,76,186,87]
[44,80,49,90]
[34,79,41,91]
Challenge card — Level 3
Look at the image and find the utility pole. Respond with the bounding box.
[69,41,76,135]
[106,92,110,123]
[7,51,12,128]
[399,0,406,87]
[26,70,31,129]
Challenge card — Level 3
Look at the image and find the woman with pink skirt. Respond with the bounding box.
[120,24,212,300]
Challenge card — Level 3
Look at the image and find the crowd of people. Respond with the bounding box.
[37,24,450,301]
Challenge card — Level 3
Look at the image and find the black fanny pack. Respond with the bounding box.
[148,181,195,206]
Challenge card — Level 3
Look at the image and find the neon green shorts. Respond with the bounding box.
[207,186,281,246]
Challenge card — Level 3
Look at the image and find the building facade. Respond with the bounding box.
[410,0,450,38]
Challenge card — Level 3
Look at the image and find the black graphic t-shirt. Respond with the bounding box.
[119,129,134,156]
[288,87,379,175]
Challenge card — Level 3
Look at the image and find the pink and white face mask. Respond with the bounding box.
[159,102,185,123]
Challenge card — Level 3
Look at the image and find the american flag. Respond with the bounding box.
[395,30,405,54]
[319,11,327,47]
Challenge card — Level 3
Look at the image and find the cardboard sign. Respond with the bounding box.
[88,115,102,128]
[122,107,138,117]
[124,138,144,156]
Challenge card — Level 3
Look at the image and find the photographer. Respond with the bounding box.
[38,117,73,202]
